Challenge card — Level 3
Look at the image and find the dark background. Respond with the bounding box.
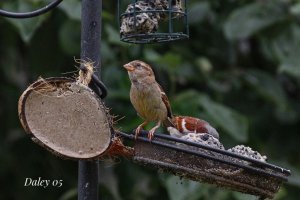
[0,0,300,199]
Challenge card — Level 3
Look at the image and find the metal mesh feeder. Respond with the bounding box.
[118,0,189,44]
[117,131,291,199]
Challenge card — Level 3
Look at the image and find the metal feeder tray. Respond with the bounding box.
[118,0,189,44]
[117,131,290,199]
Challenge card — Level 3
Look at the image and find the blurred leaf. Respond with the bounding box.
[59,0,81,20]
[105,25,125,46]
[59,188,77,200]
[188,1,213,24]
[125,166,160,200]
[103,63,130,90]
[145,50,195,85]
[99,164,122,200]
[144,49,161,62]
[199,95,249,142]
[244,70,287,109]
[173,90,205,117]
[102,41,116,61]
[277,162,300,188]
[246,70,297,123]
[224,1,286,40]
[102,10,115,21]
[164,176,204,200]
[59,20,81,55]
[196,57,213,73]
[289,173,300,187]
[157,52,182,71]
[260,24,300,79]
[277,25,300,79]
[173,90,248,142]
[279,59,300,79]
[273,188,287,200]
[150,52,195,85]
[232,192,257,200]
[3,1,49,43]
[244,70,298,123]
[290,3,300,16]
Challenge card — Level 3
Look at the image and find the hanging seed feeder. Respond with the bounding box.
[117,131,290,199]
[118,0,189,43]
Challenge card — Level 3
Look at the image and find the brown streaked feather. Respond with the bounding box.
[158,84,172,118]
[158,84,174,127]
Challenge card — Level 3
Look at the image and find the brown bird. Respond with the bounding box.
[123,60,173,140]
[171,116,219,139]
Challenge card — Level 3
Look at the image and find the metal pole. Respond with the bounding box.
[78,0,102,200]
[78,161,99,200]
[81,0,102,76]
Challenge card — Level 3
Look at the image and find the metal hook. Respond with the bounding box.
[0,0,63,18]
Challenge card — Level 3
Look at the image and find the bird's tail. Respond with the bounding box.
[163,117,175,128]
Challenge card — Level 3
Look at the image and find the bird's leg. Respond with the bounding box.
[148,121,161,140]
[135,121,148,139]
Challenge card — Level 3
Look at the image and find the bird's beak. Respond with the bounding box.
[123,64,135,72]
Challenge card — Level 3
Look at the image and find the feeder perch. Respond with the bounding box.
[117,131,290,199]
[118,0,189,43]
[18,77,113,160]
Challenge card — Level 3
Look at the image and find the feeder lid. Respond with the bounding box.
[18,77,112,160]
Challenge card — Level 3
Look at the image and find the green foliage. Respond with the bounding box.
[2,0,50,43]
[163,176,204,200]
[59,0,81,20]
[1,0,300,200]
[224,1,287,40]
[59,20,81,55]
[173,90,248,142]
[200,94,249,142]
[261,23,300,79]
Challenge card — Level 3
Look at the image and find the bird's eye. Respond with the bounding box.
[136,63,141,68]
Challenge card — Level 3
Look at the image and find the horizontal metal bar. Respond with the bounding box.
[121,33,189,44]
[120,10,186,18]
[122,33,187,38]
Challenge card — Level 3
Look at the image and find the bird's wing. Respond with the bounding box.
[158,84,172,118]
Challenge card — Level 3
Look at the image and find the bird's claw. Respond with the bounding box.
[134,121,148,139]
[147,121,161,141]
[148,131,154,141]
[134,127,141,139]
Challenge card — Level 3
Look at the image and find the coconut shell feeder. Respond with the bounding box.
[18,63,133,160]
[116,130,290,199]
[18,77,110,159]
